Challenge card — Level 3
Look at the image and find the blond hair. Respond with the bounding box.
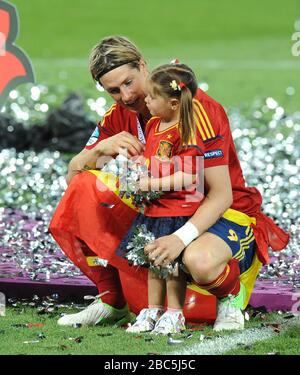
[150,64,198,147]
[89,36,143,82]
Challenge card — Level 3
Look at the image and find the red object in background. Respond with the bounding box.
[0,1,34,108]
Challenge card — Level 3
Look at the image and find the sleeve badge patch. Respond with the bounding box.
[204,149,223,159]
[86,126,100,146]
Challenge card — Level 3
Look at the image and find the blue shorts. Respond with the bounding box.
[207,217,256,274]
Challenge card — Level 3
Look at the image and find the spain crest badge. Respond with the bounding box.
[156,140,173,159]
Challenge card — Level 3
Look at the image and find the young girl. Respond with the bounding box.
[117,63,204,335]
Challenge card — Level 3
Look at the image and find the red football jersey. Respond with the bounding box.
[142,117,204,217]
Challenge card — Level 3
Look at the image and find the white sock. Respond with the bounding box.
[166,308,183,315]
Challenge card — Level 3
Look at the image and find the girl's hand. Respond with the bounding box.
[144,234,185,267]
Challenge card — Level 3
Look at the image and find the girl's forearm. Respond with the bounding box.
[143,171,196,191]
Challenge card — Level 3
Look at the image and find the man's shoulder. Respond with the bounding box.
[100,103,137,131]
[102,102,119,119]
[194,88,224,112]
[102,102,136,119]
[193,89,228,142]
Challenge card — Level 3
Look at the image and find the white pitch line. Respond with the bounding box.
[33,58,300,70]
[170,327,275,355]
[170,316,300,355]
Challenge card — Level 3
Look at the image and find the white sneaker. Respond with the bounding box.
[57,294,131,327]
[213,283,246,331]
[126,308,164,333]
[151,311,186,335]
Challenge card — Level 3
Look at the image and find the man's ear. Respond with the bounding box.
[170,98,180,110]
[139,59,148,74]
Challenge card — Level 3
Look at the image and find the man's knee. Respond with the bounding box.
[182,246,214,283]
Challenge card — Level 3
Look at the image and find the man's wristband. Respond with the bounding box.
[173,222,199,247]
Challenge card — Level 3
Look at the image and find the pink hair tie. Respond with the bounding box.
[178,82,186,89]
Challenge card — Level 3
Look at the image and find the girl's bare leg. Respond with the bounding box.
[166,268,187,310]
[148,269,166,308]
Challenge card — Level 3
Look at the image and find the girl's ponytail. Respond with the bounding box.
[178,84,195,147]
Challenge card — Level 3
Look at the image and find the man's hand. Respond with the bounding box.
[95,131,145,157]
[144,234,185,267]
[66,131,145,185]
